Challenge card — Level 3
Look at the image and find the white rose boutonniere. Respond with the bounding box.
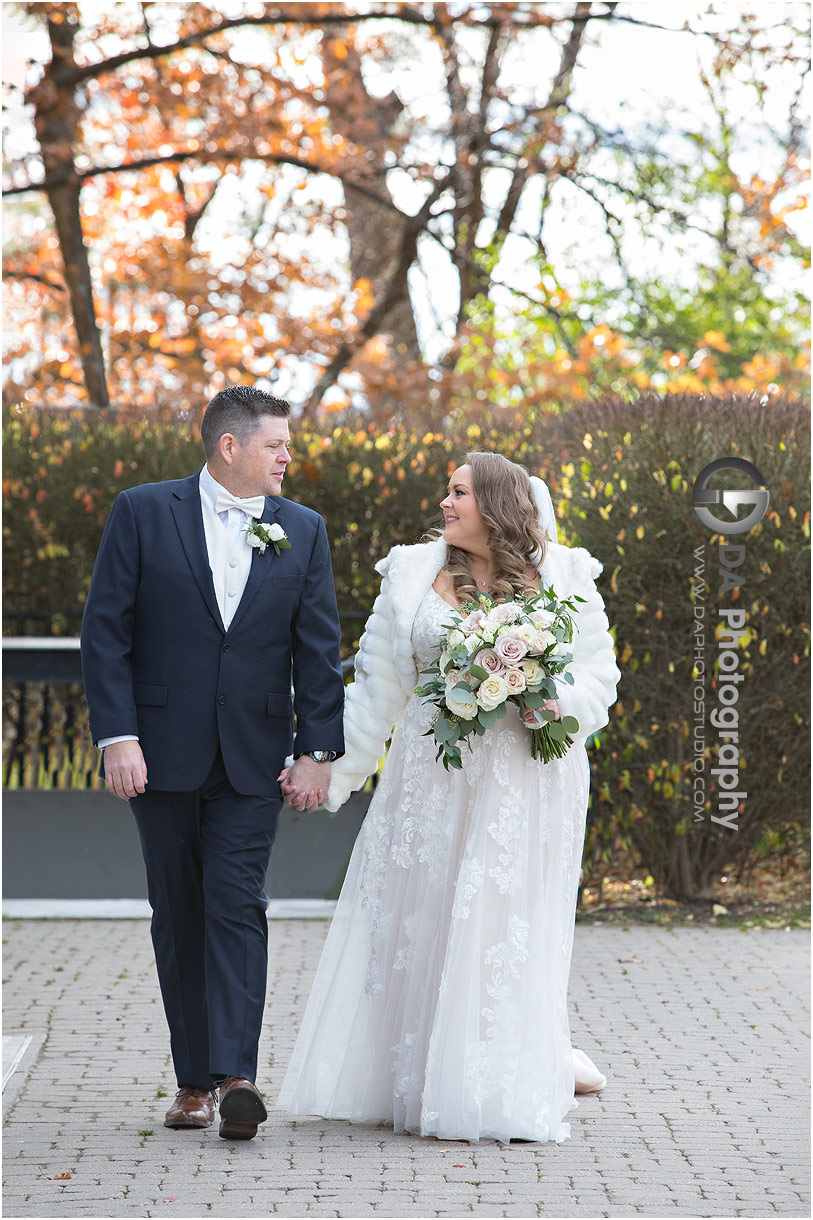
[243,519,291,557]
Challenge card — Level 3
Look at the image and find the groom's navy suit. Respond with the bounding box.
[81,472,345,1087]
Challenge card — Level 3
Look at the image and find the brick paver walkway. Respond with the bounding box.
[2,918,809,1218]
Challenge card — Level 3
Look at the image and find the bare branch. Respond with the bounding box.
[3,148,403,219]
[304,166,457,412]
[4,268,67,293]
[52,6,570,88]
[565,169,721,243]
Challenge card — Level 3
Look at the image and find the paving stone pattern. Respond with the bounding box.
[2,919,809,1218]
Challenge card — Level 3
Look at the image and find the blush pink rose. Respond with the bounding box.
[473,647,505,674]
[523,698,561,727]
[494,634,529,664]
[486,602,521,626]
[504,667,527,694]
[460,608,485,633]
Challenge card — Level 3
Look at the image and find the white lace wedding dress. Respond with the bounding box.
[278,587,606,1143]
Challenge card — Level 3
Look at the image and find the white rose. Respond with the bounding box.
[476,673,509,712]
[463,634,481,653]
[532,629,556,652]
[445,685,478,720]
[521,658,545,686]
[550,641,570,658]
[531,608,556,628]
[268,523,286,542]
[512,622,538,646]
[246,532,265,549]
[447,629,465,650]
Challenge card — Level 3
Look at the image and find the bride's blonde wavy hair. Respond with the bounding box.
[430,451,550,605]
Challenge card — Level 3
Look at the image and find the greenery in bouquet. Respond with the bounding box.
[415,587,584,769]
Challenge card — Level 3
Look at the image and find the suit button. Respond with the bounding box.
[223,644,230,652]
[218,695,226,705]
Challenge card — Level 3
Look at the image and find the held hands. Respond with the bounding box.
[277,756,331,811]
[103,740,148,799]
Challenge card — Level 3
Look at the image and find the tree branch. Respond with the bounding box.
[304,167,457,413]
[52,6,571,87]
[4,268,67,293]
[3,148,403,219]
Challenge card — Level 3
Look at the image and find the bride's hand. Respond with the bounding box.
[278,757,331,811]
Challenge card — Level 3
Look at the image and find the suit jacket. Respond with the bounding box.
[80,472,345,796]
[324,537,621,811]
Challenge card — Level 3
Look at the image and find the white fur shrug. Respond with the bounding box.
[325,537,621,812]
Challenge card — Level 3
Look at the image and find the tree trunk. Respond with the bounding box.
[31,7,109,407]
[320,31,422,362]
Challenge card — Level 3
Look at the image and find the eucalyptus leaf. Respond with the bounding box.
[433,717,459,744]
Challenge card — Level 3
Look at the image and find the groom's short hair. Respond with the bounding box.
[200,386,291,457]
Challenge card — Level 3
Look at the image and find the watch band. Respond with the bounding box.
[298,750,337,763]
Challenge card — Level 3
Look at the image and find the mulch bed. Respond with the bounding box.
[576,851,811,928]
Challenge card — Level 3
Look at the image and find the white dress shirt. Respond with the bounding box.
[97,466,257,749]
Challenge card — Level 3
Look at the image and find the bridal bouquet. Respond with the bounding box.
[415,587,583,769]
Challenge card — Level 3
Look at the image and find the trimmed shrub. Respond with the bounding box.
[3,396,809,897]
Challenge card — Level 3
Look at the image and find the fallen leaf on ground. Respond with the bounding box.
[49,1173,72,1180]
[617,955,644,963]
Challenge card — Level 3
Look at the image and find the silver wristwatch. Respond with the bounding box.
[300,750,337,763]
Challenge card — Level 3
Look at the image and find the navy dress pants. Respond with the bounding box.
[130,747,281,1090]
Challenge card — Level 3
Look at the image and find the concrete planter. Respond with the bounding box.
[1,788,372,901]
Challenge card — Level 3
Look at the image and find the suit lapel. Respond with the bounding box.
[170,475,226,632]
[225,497,282,635]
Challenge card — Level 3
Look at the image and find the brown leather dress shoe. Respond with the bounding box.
[164,1086,216,1128]
[218,1076,267,1141]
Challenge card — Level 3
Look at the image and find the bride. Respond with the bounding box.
[278,451,621,1143]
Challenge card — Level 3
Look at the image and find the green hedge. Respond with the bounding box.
[3,395,809,897]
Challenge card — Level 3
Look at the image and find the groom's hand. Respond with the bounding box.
[103,740,148,799]
[277,757,331,811]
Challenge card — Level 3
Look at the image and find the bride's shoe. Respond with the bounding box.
[572,1047,606,1094]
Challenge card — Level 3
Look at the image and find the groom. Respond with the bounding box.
[81,386,345,1140]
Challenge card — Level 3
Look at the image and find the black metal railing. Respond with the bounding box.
[3,638,357,790]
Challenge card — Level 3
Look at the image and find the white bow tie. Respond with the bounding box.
[214,488,266,519]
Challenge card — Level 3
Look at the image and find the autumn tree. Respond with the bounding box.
[2,1,809,418]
